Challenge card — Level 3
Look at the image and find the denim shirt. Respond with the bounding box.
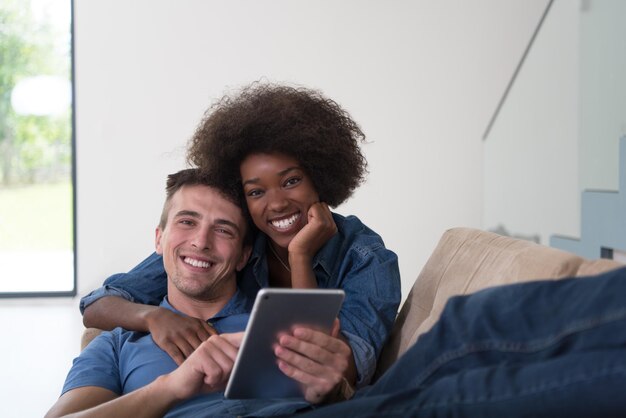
[80,213,401,387]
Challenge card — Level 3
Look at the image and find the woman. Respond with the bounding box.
[81,83,401,402]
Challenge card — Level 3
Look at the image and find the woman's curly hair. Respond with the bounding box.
[186,82,368,208]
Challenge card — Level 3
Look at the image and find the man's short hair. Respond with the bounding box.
[159,168,253,246]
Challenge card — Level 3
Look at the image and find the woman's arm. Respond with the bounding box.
[83,296,216,365]
[281,203,358,390]
[308,214,401,387]
[82,295,157,331]
[287,202,337,288]
[80,253,215,364]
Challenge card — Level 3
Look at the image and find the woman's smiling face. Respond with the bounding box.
[240,153,320,249]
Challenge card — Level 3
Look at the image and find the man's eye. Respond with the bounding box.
[216,228,234,236]
[247,189,263,198]
[179,220,194,226]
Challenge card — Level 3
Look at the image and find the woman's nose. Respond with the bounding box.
[266,189,289,212]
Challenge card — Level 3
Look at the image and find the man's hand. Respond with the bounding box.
[144,307,217,365]
[161,332,244,400]
[274,319,353,404]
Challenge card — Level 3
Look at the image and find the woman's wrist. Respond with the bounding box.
[288,253,317,288]
[139,305,163,333]
[287,251,313,269]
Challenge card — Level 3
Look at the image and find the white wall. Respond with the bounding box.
[0,300,83,418]
[579,0,626,192]
[483,0,580,245]
[483,0,626,246]
[75,0,548,301]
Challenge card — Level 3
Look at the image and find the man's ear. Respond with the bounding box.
[236,245,252,272]
[155,226,164,255]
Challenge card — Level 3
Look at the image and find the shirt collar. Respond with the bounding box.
[160,287,250,322]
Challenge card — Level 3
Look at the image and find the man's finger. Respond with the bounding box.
[275,342,327,376]
[330,318,340,338]
[221,332,244,348]
[292,327,347,354]
[276,358,340,404]
[278,334,331,365]
[277,357,319,386]
[200,339,236,369]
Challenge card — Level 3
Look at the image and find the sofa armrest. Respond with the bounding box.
[80,328,103,350]
[375,227,588,379]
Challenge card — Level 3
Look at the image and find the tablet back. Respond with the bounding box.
[224,288,345,399]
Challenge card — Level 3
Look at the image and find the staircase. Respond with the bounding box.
[551,136,626,259]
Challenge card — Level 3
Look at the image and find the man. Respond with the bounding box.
[47,169,338,417]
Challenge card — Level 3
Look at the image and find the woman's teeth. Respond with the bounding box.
[271,213,299,230]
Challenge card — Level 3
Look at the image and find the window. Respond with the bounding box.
[0,0,74,296]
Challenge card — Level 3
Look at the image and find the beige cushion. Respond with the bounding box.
[576,258,623,277]
[81,328,103,350]
[375,227,622,378]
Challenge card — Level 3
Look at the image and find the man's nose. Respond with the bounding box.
[191,228,212,250]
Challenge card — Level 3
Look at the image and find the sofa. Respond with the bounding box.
[81,227,624,380]
[373,227,622,378]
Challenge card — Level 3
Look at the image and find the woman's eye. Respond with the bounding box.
[284,177,301,187]
[247,189,263,198]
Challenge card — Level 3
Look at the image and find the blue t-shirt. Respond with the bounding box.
[80,213,402,387]
[64,291,311,416]
[64,293,249,395]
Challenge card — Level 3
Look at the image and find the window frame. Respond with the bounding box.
[0,0,76,299]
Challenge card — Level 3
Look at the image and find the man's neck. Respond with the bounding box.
[166,281,237,320]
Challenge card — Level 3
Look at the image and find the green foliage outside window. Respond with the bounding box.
[1,0,71,186]
[0,0,73,295]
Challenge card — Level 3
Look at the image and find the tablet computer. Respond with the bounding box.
[224,288,345,399]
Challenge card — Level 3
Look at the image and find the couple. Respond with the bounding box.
[48,167,351,416]
[49,82,626,417]
[48,83,401,417]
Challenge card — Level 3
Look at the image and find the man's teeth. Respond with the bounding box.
[184,257,211,268]
[271,214,299,230]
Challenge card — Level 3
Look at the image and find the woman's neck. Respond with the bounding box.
[267,257,292,288]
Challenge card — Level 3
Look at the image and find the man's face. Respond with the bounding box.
[155,185,249,300]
